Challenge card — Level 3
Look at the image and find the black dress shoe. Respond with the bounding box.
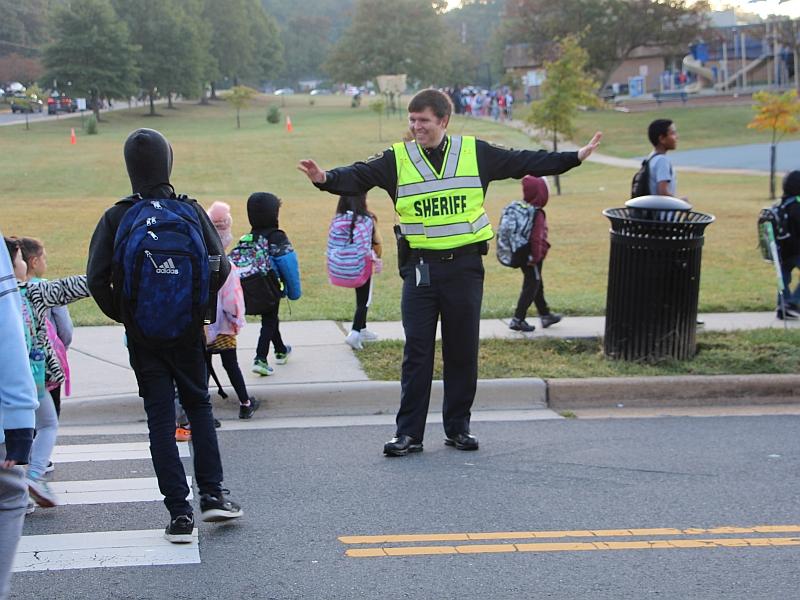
[383,434,423,457]
[444,432,479,451]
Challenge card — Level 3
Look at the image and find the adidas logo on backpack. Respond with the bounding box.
[146,251,180,275]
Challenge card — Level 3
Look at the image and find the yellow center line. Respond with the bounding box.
[338,525,800,545]
[344,537,800,558]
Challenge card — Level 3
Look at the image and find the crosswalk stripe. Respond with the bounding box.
[51,442,190,463]
[13,529,200,572]
[49,476,193,505]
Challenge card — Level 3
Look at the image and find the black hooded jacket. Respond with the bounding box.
[247,192,291,249]
[780,170,800,259]
[86,128,230,322]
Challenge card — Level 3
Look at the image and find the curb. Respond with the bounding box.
[546,374,800,410]
[58,374,800,427]
[59,378,548,427]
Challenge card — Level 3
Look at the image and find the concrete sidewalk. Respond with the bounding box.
[58,312,800,427]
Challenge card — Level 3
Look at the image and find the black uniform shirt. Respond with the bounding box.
[316,135,582,203]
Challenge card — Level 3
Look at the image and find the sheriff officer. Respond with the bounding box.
[298,89,601,457]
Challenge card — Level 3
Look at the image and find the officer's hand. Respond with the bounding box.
[577,131,602,162]
[297,159,326,184]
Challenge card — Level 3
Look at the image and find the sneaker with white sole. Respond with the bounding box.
[359,329,379,342]
[27,476,59,508]
[345,330,363,350]
[274,345,292,365]
[252,359,274,376]
[26,500,36,515]
[200,490,243,522]
[164,514,194,543]
[45,461,55,474]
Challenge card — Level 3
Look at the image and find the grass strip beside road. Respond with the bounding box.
[358,329,800,380]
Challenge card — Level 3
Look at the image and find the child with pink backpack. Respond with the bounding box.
[327,194,382,350]
[19,238,73,423]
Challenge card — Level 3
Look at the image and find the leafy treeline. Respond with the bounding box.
[3,0,723,96]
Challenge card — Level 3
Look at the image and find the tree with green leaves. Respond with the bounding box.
[204,0,282,97]
[42,0,139,122]
[527,36,599,195]
[748,90,800,200]
[325,0,449,87]
[113,0,211,114]
[226,85,257,128]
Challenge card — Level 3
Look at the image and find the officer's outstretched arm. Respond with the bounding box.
[298,159,327,184]
[577,131,603,162]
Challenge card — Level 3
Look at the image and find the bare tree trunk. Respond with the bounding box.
[149,90,156,116]
[770,142,777,200]
[236,109,240,129]
[167,92,174,109]
[210,82,218,100]
[92,91,101,123]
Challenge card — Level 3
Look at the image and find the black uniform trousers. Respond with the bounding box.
[127,334,223,517]
[396,252,484,441]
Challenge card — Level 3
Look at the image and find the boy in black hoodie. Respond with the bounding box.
[246,192,301,375]
[778,170,800,320]
[86,128,243,543]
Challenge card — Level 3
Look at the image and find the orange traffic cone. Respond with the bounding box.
[70,128,76,145]
[286,116,293,133]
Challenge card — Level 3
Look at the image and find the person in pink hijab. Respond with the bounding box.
[206,201,260,419]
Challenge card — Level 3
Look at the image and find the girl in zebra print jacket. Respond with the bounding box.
[5,236,89,507]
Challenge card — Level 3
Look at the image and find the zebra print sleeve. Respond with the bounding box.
[30,275,90,309]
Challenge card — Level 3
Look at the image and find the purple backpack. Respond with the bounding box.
[327,213,373,288]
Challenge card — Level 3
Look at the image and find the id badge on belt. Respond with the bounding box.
[415,260,430,287]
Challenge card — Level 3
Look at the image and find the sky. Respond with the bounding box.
[443,0,800,18]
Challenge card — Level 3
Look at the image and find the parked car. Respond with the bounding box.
[47,93,78,115]
[274,88,294,96]
[309,88,331,96]
[10,92,43,113]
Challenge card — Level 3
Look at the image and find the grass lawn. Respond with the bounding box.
[358,329,800,380]
[0,95,782,325]
[571,103,800,158]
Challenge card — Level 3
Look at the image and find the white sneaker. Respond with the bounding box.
[345,330,363,350]
[27,476,59,508]
[359,329,379,342]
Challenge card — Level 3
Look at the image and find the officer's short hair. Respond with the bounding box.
[408,89,453,120]
[648,119,673,147]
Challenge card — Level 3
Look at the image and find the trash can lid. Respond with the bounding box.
[625,195,692,211]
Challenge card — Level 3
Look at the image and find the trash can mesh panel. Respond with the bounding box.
[602,208,714,239]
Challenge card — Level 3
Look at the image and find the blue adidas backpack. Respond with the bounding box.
[112,195,210,346]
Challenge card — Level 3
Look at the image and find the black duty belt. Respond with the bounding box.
[409,241,487,263]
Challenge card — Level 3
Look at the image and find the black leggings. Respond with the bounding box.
[352,277,372,331]
[207,349,250,404]
[514,262,550,320]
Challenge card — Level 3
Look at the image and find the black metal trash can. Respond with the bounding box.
[603,196,714,361]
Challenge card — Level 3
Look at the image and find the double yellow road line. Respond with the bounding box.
[340,525,800,558]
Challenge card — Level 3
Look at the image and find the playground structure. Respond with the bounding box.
[667,22,797,94]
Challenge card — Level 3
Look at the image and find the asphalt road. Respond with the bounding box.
[10,413,800,599]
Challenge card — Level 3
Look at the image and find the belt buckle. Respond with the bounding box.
[441,252,455,261]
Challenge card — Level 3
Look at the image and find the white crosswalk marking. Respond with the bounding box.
[51,441,190,462]
[50,476,193,505]
[17,438,201,572]
[13,529,200,572]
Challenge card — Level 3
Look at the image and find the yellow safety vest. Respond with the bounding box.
[393,135,493,250]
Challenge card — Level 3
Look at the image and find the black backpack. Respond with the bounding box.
[758,197,796,261]
[630,156,652,198]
